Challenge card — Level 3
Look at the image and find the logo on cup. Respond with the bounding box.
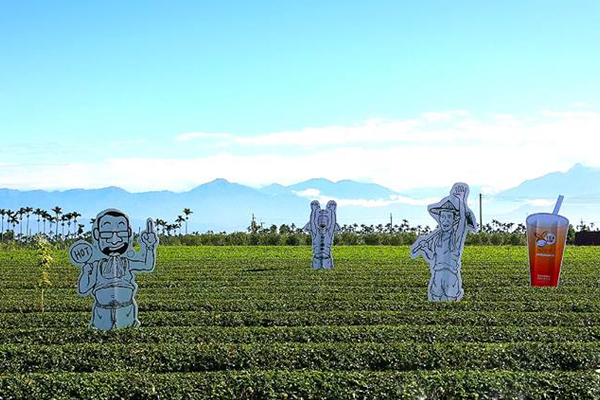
[535,231,555,247]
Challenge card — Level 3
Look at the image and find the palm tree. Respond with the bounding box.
[155,219,166,236]
[17,208,25,239]
[0,209,6,240]
[24,207,33,238]
[51,207,62,239]
[8,215,18,237]
[64,213,73,239]
[65,213,73,237]
[34,209,43,234]
[6,210,14,233]
[182,208,193,235]
[175,216,186,236]
[41,211,51,235]
[47,215,55,237]
[401,219,409,232]
[71,212,82,236]
[61,214,69,238]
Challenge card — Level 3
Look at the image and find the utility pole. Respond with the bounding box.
[251,213,256,234]
[389,213,393,233]
[479,193,483,230]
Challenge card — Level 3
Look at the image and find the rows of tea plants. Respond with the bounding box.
[1,246,600,399]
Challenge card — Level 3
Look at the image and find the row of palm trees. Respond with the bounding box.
[0,207,83,241]
[155,208,194,236]
[0,207,194,242]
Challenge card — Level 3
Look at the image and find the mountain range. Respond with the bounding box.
[0,164,598,232]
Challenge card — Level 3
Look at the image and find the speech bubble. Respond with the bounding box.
[70,241,93,265]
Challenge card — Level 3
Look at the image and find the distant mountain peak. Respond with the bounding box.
[100,186,129,193]
[301,178,335,184]
[568,162,592,171]
[208,178,230,184]
[499,163,600,198]
[567,163,599,175]
[262,183,285,188]
[190,178,232,190]
[570,163,584,170]
[255,178,399,200]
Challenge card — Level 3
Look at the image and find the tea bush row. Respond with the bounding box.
[2,342,599,373]
[4,298,600,314]
[3,325,600,346]
[1,370,598,400]
[2,310,600,330]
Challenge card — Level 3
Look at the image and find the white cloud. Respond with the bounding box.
[2,109,600,194]
[541,110,598,119]
[389,195,440,206]
[292,188,435,208]
[183,108,600,151]
[292,189,321,198]
[525,199,556,207]
[421,110,469,121]
[176,132,231,141]
[230,118,422,147]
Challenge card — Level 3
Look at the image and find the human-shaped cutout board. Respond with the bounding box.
[410,183,477,301]
[303,200,341,269]
[69,209,158,330]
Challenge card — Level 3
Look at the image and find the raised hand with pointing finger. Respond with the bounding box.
[141,218,158,248]
[136,217,159,273]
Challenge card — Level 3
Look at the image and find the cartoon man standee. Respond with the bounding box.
[410,183,477,301]
[303,200,341,269]
[69,209,158,330]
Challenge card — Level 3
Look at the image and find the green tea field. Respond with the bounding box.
[1,246,600,399]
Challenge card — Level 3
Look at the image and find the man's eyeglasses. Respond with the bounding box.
[99,231,129,239]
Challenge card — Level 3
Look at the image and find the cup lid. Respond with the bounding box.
[526,212,569,228]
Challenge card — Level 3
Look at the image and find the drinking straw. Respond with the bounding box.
[552,195,564,215]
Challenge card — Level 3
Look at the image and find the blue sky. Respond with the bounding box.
[1,0,599,192]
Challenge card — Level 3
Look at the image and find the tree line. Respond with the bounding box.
[0,207,194,243]
[0,207,82,241]
[0,206,591,247]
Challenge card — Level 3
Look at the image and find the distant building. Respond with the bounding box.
[575,231,600,246]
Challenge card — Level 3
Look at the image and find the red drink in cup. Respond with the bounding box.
[526,196,569,287]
